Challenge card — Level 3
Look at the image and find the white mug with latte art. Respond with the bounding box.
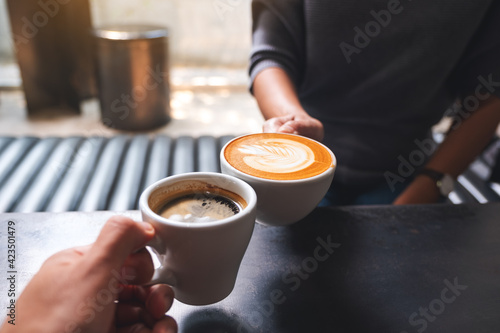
[221,133,336,226]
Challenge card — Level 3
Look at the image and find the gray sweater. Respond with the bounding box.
[250,0,500,189]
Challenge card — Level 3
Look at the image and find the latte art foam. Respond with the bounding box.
[238,139,315,174]
[224,133,334,180]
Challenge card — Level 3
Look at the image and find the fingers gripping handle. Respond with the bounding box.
[144,235,177,287]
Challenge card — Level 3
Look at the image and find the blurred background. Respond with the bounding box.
[0,0,263,137]
[1,0,251,68]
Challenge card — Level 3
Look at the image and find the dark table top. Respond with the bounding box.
[1,203,499,332]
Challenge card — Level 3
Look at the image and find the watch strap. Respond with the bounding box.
[416,167,454,197]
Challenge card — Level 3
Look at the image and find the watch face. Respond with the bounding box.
[437,174,454,196]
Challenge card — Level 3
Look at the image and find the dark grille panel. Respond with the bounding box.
[14,137,82,212]
[46,137,106,212]
[0,135,234,213]
[108,135,150,212]
[77,136,129,212]
[0,137,60,212]
[172,136,195,175]
[0,137,37,187]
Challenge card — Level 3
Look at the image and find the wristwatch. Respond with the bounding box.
[416,168,454,197]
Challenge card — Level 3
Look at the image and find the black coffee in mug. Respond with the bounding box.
[149,180,248,223]
[158,191,244,222]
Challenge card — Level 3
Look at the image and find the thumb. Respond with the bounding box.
[263,114,295,133]
[281,119,324,142]
[278,120,300,135]
[89,216,155,272]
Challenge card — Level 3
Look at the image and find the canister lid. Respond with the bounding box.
[93,25,168,40]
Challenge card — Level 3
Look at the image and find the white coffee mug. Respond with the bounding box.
[220,133,336,226]
[139,172,257,305]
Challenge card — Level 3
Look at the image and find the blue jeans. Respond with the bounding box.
[318,181,409,206]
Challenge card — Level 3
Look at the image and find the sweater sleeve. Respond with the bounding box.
[249,0,305,93]
[449,1,500,101]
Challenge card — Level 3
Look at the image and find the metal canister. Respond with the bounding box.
[7,0,95,114]
[93,25,171,131]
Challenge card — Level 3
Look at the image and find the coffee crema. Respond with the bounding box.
[150,180,248,223]
[224,133,334,180]
[158,192,242,222]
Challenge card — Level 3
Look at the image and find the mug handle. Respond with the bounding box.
[143,236,177,287]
